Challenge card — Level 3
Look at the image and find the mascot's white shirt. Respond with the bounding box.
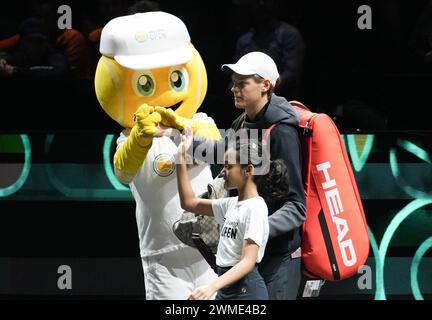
[117,113,215,257]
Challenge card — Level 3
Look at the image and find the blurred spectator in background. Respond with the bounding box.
[86,0,160,57]
[0,17,68,77]
[85,1,160,75]
[0,56,16,77]
[33,1,94,79]
[409,0,432,67]
[85,0,127,47]
[0,1,93,79]
[234,0,305,99]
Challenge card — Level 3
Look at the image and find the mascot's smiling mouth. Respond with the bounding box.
[168,101,183,112]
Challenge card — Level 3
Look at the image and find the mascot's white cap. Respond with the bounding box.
[100,11,193,70]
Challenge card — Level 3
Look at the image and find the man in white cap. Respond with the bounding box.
[191,51,307,299]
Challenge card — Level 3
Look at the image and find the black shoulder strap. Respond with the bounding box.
[192,234,217,269]
[233,112,246,131]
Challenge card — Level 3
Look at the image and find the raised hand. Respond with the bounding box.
[155,106,188,131]
[175,126,193,164]
[188,283,217,300]
[134,104,162,137]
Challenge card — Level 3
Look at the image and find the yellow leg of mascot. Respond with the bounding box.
[94,12,220,300]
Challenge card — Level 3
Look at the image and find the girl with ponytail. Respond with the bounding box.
[176,126,289,300]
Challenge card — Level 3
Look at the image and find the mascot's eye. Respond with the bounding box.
[132,71,156,97]
[137,74,155,96]
[169,68,189,92]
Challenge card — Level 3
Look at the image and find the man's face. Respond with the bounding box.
[230,74,267,109]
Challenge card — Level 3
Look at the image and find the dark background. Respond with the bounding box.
[0,0,431,300]
[1,0,431,132]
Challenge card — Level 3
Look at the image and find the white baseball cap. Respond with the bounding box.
[99,12,193,70]
[222,52,280,86]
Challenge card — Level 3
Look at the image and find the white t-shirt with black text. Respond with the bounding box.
[212,196,269,267]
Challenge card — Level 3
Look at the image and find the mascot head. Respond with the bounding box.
[95,12,207,128]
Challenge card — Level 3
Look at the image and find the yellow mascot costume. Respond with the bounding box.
[94,12,220,300]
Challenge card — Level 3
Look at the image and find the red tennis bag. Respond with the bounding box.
[289,101,369,281]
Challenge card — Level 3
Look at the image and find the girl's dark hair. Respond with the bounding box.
[232,140,290,209]
[256,159,290,210]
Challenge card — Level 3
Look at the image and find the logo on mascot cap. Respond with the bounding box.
[100,11,193,70]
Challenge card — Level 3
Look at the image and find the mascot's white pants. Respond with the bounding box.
[141,246,217,300]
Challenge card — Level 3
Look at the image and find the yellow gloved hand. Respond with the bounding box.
[135,104,162,137]
[113,104,162,183]
[155,107,221,141]
[155,106,187,131]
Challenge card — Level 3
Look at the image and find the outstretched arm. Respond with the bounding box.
[114,104,161,184]
[155,106,221,140]
[154,107,229,165]
[176,127,214,216]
